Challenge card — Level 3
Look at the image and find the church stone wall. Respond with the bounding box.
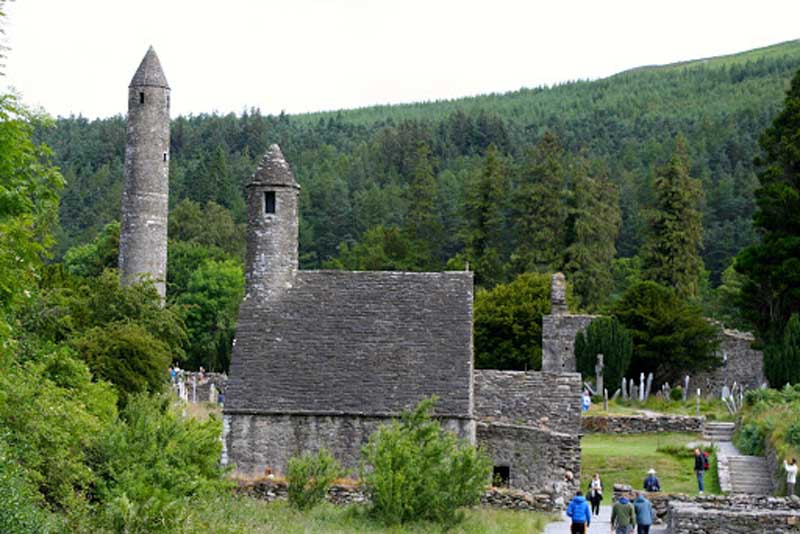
[473,370,582,435]
[541,314,596,372]
[477,422,580,503]
[225,413,474,476]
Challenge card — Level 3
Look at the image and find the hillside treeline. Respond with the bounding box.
[38,41,800,293]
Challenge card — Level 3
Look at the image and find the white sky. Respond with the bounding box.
[3,0,800,119]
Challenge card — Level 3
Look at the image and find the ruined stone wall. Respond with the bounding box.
[667,497,800,533]
[477,422,580,504]
[581,414,705,434]
[473,370,581,435]
[225,413,474,476]
[541,314,596,372]
[179,372,227,403]
[694,328,765,395]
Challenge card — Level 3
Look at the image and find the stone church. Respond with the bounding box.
[223,146,582,501]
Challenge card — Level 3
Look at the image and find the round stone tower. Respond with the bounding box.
[119,46,170,299]
[244,144,301,296]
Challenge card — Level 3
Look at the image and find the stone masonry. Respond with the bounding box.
[119,46,170,299]
[541,273,596,372]
[694,328,765,395]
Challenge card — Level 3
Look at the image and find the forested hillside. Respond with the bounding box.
[37,40,800,290]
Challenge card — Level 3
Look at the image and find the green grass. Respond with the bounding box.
[581,433,721,495]
[584,397,733,421]
[185,497,555,534]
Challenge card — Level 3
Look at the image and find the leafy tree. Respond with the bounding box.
[764,313,800,386]
[574,317,633,392]
[360,397,491,526]
[63,221,119,278]
[512,131,567,274]
[324,225,418,271]
[473,272,551,370]
[735,69,800,342]
[641,136,704,300]
[564,159,621,310]
[168,199,245,260]
[0,95,63,340]
[463,144,508,287]
[175,259,244,372]
[611,281,721,382]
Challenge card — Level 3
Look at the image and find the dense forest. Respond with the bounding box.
[39,40,800,290]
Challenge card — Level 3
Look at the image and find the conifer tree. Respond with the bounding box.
[641,135,704,300]
[404,142,442,268]
[511,131,567,274]
[764,313,800,386]
[463,144,508,287]
[735,69,800,342]
[563,159,621,310]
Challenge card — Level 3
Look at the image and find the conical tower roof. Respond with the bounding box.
[129,46,169,88]
[249,144,300,188]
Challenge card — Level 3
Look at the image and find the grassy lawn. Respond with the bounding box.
[581,432,721,495]
[185,497,555,534]
[584,397,733,421]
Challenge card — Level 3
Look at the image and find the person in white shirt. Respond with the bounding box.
[785,458,798,496]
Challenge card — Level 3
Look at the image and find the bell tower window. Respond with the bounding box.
[264,191,276,214]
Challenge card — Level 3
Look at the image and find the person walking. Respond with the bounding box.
[785,458,798,496]
[611,495,636,534]
[693,448,706,494]
[566,490,591,533]
[588,472,603,516]
[633,492,654,534]
[581,390,591,412]
[643,468,661,492]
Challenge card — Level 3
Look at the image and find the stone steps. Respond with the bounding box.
[703,422,735,441]
[727,456,773,495]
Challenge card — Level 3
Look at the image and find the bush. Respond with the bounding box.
[575,316,632,391]
[786,420,800,449]
[0,440,57,534]
[360,397,491,526]
[286,449,342,510]
[734,422,765,456]
[670,387,683,401]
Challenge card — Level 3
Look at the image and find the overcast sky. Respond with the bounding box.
[3,0,799,119]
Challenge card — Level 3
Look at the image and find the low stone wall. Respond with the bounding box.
[235,479,560,512]
[476,422,580,505]
[474,370,582,434]
[224,413,474,476]
[667,495,800,533]
[581,414,705,434]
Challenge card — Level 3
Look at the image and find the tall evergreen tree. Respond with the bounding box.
[735,69,800,342]
[463,144,508,287]
[641,135,704,300]
[511,131,567,274]
[563,159,621,310]
[404,142,443,268]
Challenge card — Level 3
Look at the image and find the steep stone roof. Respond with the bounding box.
[248,144,299,188]
[226,270,474,418]
[129,46,169,88]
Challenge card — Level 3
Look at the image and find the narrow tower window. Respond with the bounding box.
[139,92,145,104]
[163,152,168,162]
[264,191,276,214]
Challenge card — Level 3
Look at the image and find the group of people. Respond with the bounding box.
[567,484,654,534]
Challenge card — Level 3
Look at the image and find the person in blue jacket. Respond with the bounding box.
[566,490,591,533]
[633,491,654,534]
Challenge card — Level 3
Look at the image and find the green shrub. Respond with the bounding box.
[670,387,683,401]
[786,420,800,449]
[89,393,229,532]
[0,440,58,534]
[734,422,765,456]
[360,397,491,526]
[286,449,342,510]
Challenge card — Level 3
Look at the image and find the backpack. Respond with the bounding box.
[703,451,710,471]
